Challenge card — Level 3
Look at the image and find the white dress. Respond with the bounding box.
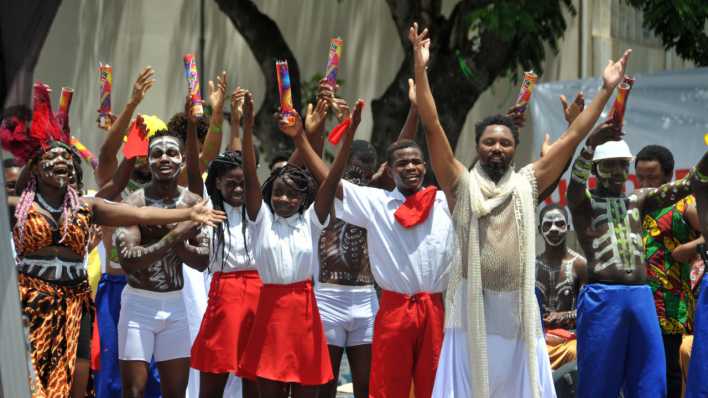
[432,284,556,397]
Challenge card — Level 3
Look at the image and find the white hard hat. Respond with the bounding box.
[593,140,633,162]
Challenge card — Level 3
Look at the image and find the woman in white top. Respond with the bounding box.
[190,150,262,398]
[238,91,361,398]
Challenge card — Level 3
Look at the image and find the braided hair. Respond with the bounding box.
[15,141,81,254]
[205,150,248,272]
[261,163,316,215]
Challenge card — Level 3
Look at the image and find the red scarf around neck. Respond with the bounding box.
[394,186,437,228]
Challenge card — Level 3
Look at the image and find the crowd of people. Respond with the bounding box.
[1,21,707,398]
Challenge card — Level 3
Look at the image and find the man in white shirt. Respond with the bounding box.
[293,130,454,398]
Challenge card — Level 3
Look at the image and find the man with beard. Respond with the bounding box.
[115,127,210,398]
[535,205,586,370]
[568,134,707,397]
[408,20,630,397]
[685,150,708,398]
[636,145,701,398]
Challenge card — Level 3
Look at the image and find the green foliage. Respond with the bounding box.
[464,0,575,79]
[625,0,708,66]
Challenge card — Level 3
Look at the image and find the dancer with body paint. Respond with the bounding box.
[535,204,586,370]
[114,114,217,398]
[568,131,706,397]
[0,83,223,398]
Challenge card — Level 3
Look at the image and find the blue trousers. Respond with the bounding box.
[576,283,666,398]
[686,276,708,398]
[94,274,162,398]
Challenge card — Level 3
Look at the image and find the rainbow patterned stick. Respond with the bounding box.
[183,54,204,117]
[515,70,538,110]
[98,63,113,129]
[70,136,99,170]
[325,37,343,88]
[276,60,296,126]
[56,87,74,133]
[609,75,635,125]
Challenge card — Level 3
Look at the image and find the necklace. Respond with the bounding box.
[36,193,62,213]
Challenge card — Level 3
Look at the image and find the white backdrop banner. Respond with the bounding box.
[530,67,708,206]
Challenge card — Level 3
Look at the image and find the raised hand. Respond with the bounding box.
[539,133,552,158]
[278,112,304,138]
[506,104,526,128]
[230,87,247,121]
[586,121,623,148]
[305,99,328,135]
[243,91,255,130]
[408,78,417,107]
[602,49,632,89]
[208,71,228,111]
[184,95,197,124]
[560,92,585,125]
[329,97,351,121]
[408,22,431,69]
[189,198,226,227]
[351,99,365,128]
[130,66,156,105]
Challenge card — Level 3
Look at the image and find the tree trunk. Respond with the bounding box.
[214,0,302,158]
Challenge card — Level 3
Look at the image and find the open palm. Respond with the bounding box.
[408,22,430,68]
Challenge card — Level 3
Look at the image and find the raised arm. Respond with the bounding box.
[315,100,363,223]
[96,67,155,187]
[198,71,227,173]
[242,91,262,221]
[227,87,246,152]
[184,95,204,197]
[396,78,419,142]
[533,50,631,194]
[410,23,466,193]
[289,81,332,167]
[283,114,335,196]
[94,157,136,200]
[88,197,224,227]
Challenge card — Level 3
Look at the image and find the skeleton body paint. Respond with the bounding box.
[39,146,73,189]
[318,219,373,286]
[115,187,208,292]
[541,209,568,247]
[535,249,584,328]
[148,136,184,180]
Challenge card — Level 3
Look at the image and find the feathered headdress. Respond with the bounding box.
[0,81,71,165]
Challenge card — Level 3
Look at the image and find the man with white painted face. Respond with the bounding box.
[635,145,701,398]
[115,128,210,398]
[567,130,707,397]
[535,205,587,370]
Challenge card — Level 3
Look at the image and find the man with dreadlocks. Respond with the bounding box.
[0,82,224,398]
[114,107,221,398]
[408,21,632,397]
[191,148,261,398]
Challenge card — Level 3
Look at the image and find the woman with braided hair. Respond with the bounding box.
[191,150,262,398]
[236,90,358,397]
[1,82,225,398]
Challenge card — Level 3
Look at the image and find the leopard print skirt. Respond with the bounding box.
[18,273,93,398]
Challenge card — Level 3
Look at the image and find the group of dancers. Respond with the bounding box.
[1,21,707,398]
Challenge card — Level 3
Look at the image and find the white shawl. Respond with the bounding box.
[445,162,540,398]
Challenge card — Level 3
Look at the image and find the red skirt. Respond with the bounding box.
[191,270,262,375]
[238,280,333,385]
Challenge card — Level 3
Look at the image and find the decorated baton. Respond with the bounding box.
[609,75,635,125]
[70,137,98,170]
[276,60,296,126]
[98,63,112,129]
[515,70,538,113]
[183,54,204,117]
[325,37,343,88]
[57,87,74,133]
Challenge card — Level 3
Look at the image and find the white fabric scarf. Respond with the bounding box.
[447,162,541,398]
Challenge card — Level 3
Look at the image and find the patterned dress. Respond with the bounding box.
[642,195,698,334]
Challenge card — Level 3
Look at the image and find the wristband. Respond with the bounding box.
[210,124,222,134]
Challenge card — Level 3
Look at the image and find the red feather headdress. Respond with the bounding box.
[1,81,70,165]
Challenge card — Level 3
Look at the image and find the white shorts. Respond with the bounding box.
[118,285,191,362]
[315,284,378,347]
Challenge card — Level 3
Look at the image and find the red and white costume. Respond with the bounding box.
[338,180,454,398]
[191,202,262,376]
[238,202,333,385]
